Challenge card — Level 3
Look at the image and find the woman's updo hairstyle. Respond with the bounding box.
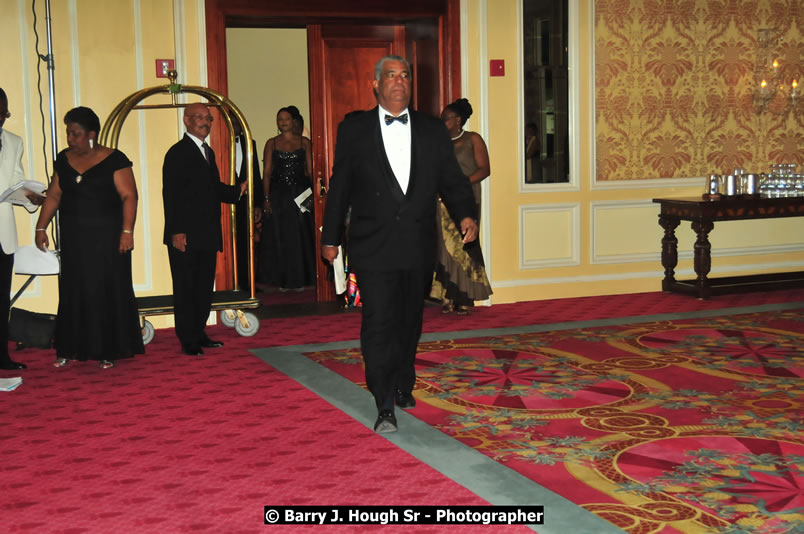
[445,98,473,127]
[64,106,101,135]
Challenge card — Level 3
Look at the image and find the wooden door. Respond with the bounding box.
[405,18,442,118]
[204,0,463,299]
[307,25,404,301]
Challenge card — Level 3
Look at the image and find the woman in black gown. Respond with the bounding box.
[259,106,315,291]
[35,106,144,368]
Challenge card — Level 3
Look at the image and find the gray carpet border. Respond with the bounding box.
[251,301,804,534]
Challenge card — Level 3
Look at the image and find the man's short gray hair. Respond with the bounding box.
[374,56,411,80]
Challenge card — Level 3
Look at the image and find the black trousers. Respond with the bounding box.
[1,245,12,362]
[167,246,217,349]
[356,267,432,412]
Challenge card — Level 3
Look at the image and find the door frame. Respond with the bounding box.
[204,0,461,300]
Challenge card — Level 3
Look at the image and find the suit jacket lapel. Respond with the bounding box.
[406,112,420,200]
[183,134,209,167]
[183,133,219,180]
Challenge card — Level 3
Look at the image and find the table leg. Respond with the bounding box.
[658,215,680,291]
[691,219,714,298]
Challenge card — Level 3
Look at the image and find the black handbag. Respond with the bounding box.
[8,308,56,350]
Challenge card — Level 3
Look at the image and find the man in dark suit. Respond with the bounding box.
[162,103,246,356]
[232,118,263,293]
[321,56,478,433]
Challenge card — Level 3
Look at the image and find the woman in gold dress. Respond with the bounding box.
[431,98,492,315]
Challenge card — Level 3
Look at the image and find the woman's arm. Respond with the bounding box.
[467,133,491,184]
[262,138,274,214]
[113,166,138,253]
[34,172,63,250]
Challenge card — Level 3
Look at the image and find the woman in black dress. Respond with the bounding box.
[35,106,144,368]
[259,106,315,291]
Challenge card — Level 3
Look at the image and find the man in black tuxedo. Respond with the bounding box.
[321,56,478,433]
[162,103,246,356]
[232,118,263,293]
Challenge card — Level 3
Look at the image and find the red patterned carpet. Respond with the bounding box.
[307,308,804,533]
[2,289,804,533]
[1,334,529,534]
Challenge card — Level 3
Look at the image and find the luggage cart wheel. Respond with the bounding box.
[234,311,259,337]
[141,319,155,345]
[220,309,237,328]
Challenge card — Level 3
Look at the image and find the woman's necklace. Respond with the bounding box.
[451,130,465,141]
[73,148,93,183]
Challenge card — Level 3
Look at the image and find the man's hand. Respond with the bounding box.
[321,245,339,264]
[459,217,478,243]
[24,191,46,206]
[172,233,187,252]
[240,181,248,195]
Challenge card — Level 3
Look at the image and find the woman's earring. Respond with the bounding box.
[89,139,94,149]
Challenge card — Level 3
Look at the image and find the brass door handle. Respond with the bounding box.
[318,175,327,198]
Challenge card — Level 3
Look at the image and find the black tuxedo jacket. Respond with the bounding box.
[322,107,476,272]
[162,134,242,251]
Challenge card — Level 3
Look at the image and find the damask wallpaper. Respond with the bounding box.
[595,0,802,180]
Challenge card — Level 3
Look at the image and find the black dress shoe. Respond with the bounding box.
[182,346,204,356]
[373,410,398,433]
[0,359,27,370]
[395,390,416,409]
[200,338,224,348]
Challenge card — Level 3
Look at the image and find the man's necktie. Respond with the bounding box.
[202,142,212,164]
[384,113,408,125]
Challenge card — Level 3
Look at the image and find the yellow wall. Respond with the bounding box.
[6,0,208,328]
[5,0,803,320]
[226,28,310,164]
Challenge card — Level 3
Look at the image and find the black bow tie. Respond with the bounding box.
[384,113,408,125]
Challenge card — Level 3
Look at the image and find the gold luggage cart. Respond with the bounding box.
[100,71,260,343]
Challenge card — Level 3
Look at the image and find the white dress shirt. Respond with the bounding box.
[378,105,411,194]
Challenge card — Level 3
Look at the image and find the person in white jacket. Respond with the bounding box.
[0,88,44,370]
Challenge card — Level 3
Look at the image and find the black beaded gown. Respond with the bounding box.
[259,147,316,289]
[54,149,144,361]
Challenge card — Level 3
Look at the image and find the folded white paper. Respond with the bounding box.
[0,180,46,209]
[0,377,23,392]
[333,245,346,294]
[14,245,60,275]
[294,187,313,213]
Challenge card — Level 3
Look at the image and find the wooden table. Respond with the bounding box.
[653,195,804,298]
